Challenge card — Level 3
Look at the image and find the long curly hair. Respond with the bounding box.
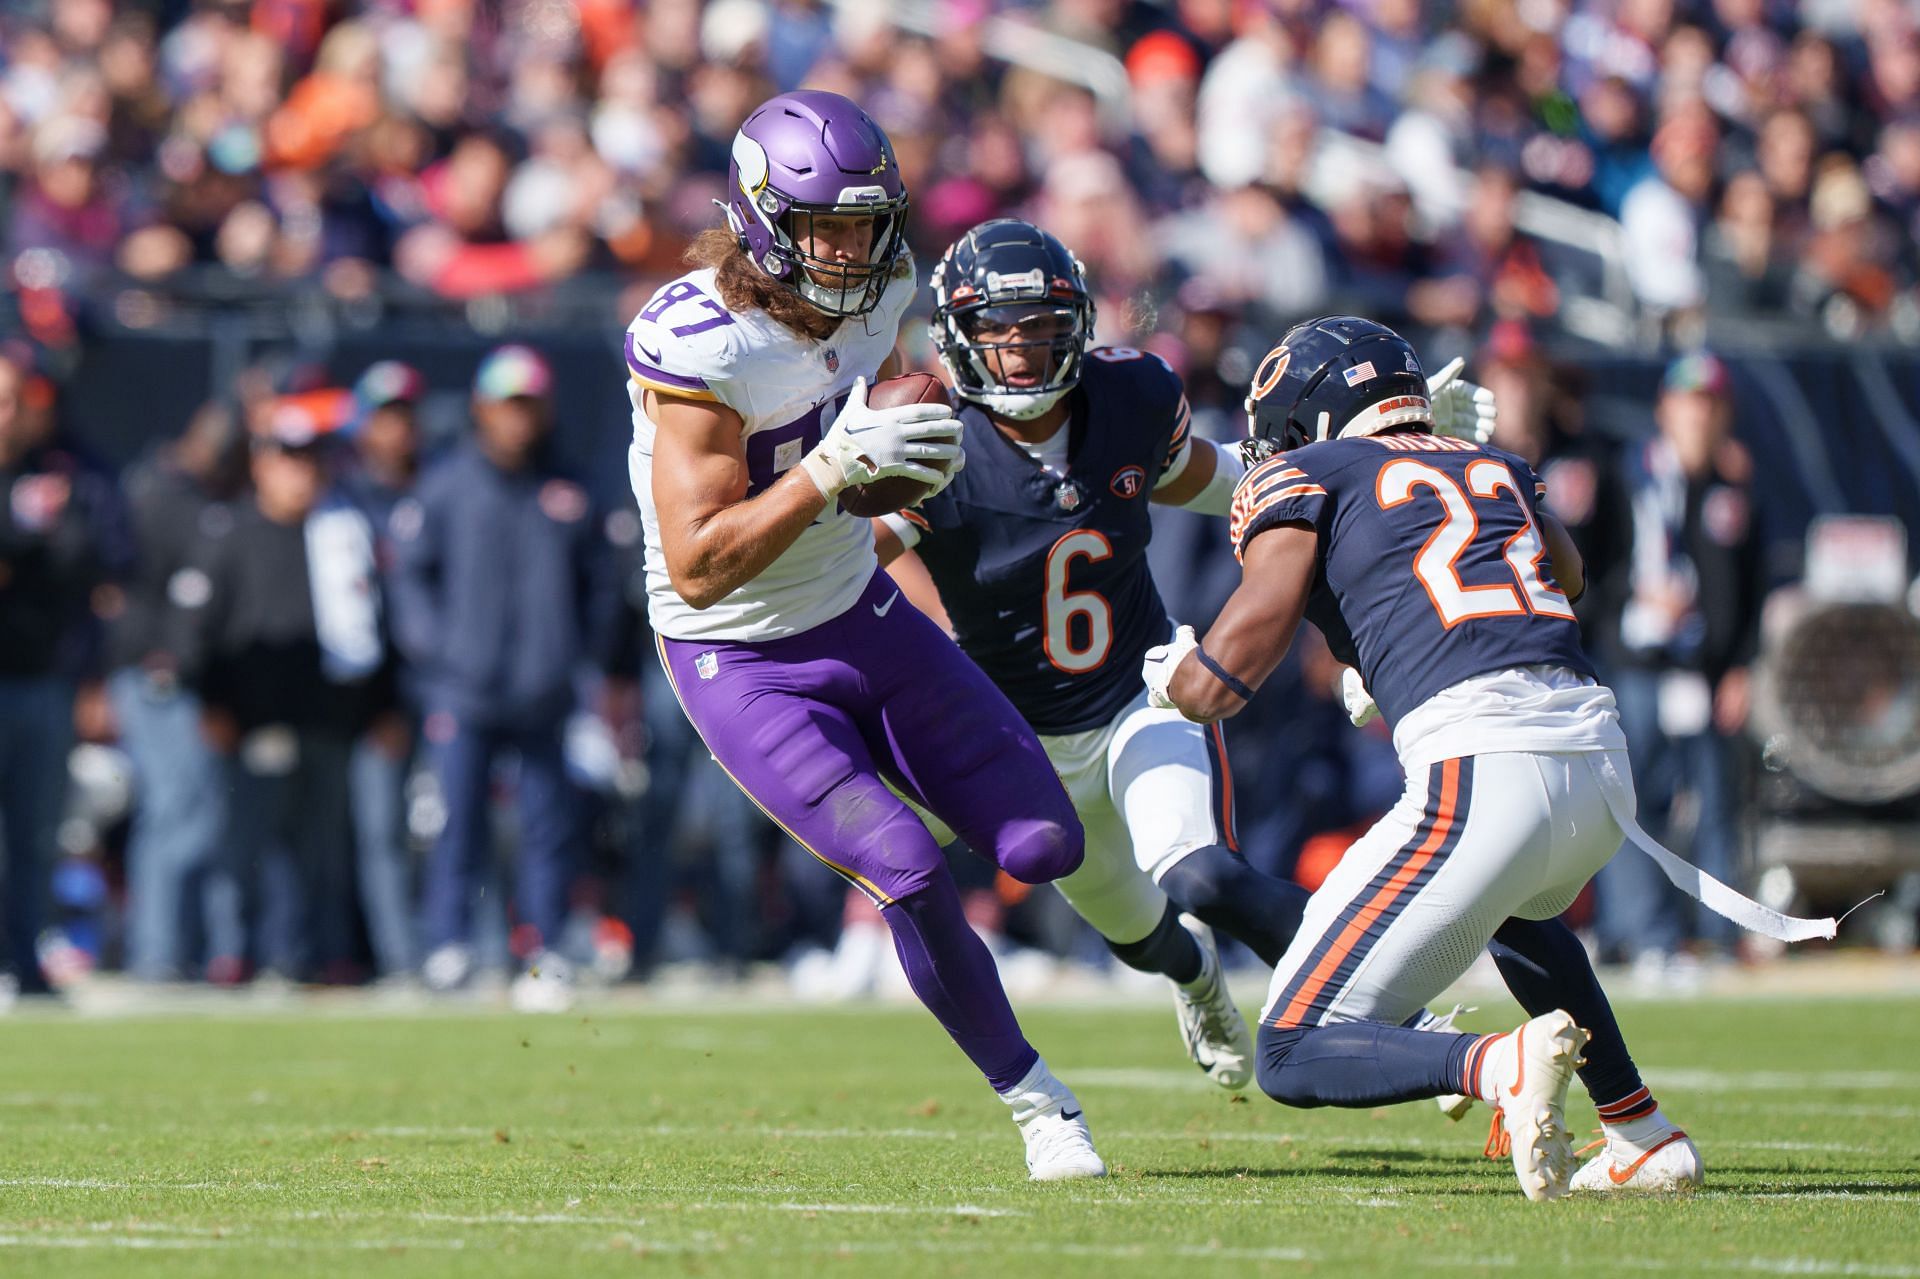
[685,229,912,342]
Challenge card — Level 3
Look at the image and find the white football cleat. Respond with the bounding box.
[1021,1108,1108,1182]
[422,942,473,992]
[1571,1120,1703,1194]
[1481,1011,1589,1202]
[509,951,577,1014]
[1410,1004,1476,1120]
[1172,916,1253,1092]
[1002,1059,1107,1181]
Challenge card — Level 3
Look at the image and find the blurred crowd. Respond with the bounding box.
[3,0,1919,355]
[0,0,1889,1003]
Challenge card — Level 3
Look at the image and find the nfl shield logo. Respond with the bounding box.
[824,348,839,373]
[695,651,719,680]
[1054,480,1084,511]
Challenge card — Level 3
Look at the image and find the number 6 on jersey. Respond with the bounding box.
[1044,530,1114,673]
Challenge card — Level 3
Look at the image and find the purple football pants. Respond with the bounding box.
[659,571,1085,1090]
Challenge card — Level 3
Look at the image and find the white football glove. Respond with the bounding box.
[913,438,966,504]
[1426,358,1497,444]
[1340,666,1379,727]
[800,376,962,498]
[1142,623,1200,711]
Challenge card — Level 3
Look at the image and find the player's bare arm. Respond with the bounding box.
[1150,429,1220,506]
[1165,521,1320,722]
[648,388,831,609]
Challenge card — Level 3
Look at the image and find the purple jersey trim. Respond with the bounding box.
[625,333,711,392]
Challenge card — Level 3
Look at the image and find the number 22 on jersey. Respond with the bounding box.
[1043,529,1113,673]
[1376,457,1576,628]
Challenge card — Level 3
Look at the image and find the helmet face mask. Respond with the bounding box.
[931,220,1096,421]
[725,91,909,318]
[1244,315,1432,461]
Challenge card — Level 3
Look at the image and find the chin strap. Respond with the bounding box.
[967,386,1071,421]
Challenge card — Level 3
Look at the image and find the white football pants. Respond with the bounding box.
[1261,750,1631,1030]
[1040,687,1239,946]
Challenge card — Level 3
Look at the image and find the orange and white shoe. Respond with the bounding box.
[1571,1119,1702,1194]
[1467,1011,1589,1202]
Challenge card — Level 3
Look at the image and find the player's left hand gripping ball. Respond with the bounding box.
[1426,358,1498,444]
[1143,624,1200,711]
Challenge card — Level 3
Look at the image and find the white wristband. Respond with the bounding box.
[799,449,845,499]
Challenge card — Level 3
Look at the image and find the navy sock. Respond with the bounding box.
[1105,901,1203,984]
[882,875,1038,1093]
[1158,844,1306,968]
[1257,1020,1481,1108]
[1490,916,1648,1112]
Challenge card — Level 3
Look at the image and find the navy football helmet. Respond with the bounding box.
[929,219,1096,421]
[1244,316,1431,461]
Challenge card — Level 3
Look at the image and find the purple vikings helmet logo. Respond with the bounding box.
[723,90,910,318]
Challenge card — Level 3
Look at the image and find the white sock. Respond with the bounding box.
[999,1057,1076,1124]
[1605,1106,1678,1151]
[1466,1032,1515,1104]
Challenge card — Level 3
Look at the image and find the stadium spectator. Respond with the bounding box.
[1621,104,1720,324]
[168,404,375,985]
[1595,353,1765,977]
[107,399,247,983]
[1700,169,1794,318]
[388,345,614,1010]
[1791,155,1916,336]
[0,346,117,998]
[335,361,428,984]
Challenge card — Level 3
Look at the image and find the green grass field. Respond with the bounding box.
[2,991,1917,1277]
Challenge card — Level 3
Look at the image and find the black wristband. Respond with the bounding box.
[1194,643,1256,702]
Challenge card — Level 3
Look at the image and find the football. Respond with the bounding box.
[838,372,957,518]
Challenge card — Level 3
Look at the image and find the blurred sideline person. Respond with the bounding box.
[625,91,1102,1179]
[1596,353,1765,973]
[1146,316,1830,1199]
[169,406,376,984]
[337,361,428,982]
[390,345,613,1012]
[0,347,117,999]
[107,399,247,982]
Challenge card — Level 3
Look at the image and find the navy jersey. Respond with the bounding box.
[902,350,1191,735]
[1229,433,1593,728]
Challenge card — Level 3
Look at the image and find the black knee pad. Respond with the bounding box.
[1159,843,1252,915]
[1254,1022,1325,1108]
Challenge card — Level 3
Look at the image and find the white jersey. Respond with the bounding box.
[625,262,915,641]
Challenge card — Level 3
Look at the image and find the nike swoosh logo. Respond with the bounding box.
[1607,1130,1689,1185]
[873,591,900,618]
[634,337,664,365]
[1060,1110,1082,1121]
[1507,1024,1527,1099]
